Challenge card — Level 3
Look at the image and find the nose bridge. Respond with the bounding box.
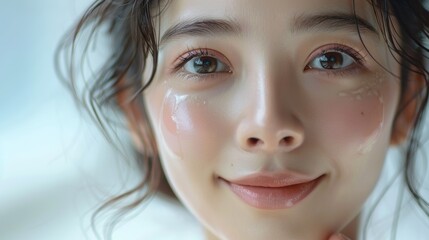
[253,49,298,126]
[254,64,285,128]
[236,54,304,153]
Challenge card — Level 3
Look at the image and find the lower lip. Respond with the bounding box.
[223,176,323,209]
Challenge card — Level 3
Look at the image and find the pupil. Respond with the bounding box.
[194,57,217,73]
[320,52,343,69]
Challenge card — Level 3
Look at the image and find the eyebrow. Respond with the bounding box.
[160,12,378,46]
[160,18,241,46]
[292,12,378,36]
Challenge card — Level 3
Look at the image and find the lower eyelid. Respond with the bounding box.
[306,64,365,77]
[171,72,235,91]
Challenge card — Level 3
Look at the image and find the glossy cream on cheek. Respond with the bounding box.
[337,73,386,155]
[159,89,223,160]
[311,73,386,157]
[157,90,186,158]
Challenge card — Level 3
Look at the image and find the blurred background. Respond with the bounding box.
[0,1,201,239]
[0,1,428,240]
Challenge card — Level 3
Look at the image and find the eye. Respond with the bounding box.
[307,50,357,70]
[183,56,230,74]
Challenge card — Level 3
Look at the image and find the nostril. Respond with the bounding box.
[279,136,294,146]
[247,137,263,147]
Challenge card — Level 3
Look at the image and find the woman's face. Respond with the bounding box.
[143,0,401,239]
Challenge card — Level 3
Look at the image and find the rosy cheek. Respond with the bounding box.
[312,77,386,157]
[329,95,383,153]
[159,91,225,160]
[158,93,183,157]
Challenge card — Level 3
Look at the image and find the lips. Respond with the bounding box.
[220,172,323,209]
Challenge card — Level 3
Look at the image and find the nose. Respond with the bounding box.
[235,72,304,154]
[236,116,304,153]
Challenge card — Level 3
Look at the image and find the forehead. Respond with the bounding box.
[158,0,377,34]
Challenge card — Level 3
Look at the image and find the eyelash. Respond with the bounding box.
[174,48,215,70]
[172,44,366,79]
[171,47,232,81]
[304,44,366,75]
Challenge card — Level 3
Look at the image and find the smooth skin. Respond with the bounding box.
[123,0,418,239]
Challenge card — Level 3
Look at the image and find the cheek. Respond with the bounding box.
[309,77,391,157]
[155,91,231,216]
[317,95,383,155]
[305,77,398,232]
[159,92,226,161]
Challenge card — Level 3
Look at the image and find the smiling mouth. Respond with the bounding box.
[219,174,324,209]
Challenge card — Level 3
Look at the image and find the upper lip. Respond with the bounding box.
[222,172,320,188]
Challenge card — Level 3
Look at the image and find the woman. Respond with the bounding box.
[58,0,429,239]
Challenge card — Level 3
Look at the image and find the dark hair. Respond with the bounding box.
[56,0,429,239]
